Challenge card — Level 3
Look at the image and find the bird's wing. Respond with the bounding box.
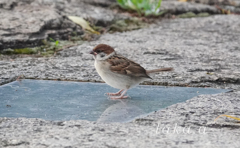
[107,55,151,79]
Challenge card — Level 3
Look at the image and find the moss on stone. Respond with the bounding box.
[197,12,210,17]
[178,12,210,18]
[1,38,83,56]
[178,12,196,18]
[13,48,37,54]
[109,18,147,33]
[1,49,14,54]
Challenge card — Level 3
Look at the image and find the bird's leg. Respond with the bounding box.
[110,89,128,99]
[107,89,124,96]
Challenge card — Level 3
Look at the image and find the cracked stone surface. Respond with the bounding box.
[0,0,127,50]
[0,4,83,50]
[0,0,225,50]
[188,0,240,6]
[0,7,240,148]
[1,15,239,89]
[160,1,219,14]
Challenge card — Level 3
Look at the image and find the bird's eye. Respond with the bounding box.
[100,53,105,57]
[96,49,101,53]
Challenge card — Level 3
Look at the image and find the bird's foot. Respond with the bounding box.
[106,92,121,96]
[110,95,128,99]
[106,89,124,96]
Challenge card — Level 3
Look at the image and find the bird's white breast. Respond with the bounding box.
[94,60,145,90]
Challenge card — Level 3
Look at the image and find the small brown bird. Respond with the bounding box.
[90,44,173,99]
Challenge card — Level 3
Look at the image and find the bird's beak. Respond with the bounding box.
[90,50,97,55]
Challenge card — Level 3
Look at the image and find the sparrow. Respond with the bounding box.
[90,44,173,99]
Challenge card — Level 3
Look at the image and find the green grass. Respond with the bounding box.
[117,0,163,16]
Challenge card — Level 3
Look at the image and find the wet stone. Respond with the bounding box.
[0,79,229,123]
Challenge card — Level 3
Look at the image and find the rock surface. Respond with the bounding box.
[0,1,240,147]
[188,0,240,6]
[0,0,126,50]
[0,92,239,147]
[1,15,239,89]
[160,1,219,14]
[0,4,83,50]
[0,0,223,50]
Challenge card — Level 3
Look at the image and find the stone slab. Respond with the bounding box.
[0,79,229,122]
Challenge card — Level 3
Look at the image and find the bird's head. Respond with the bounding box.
[90,44,116,60]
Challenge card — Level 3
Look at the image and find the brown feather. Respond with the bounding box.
[93,44,114,55]
[107,54,151,79]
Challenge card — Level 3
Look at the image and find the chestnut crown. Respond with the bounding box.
[92,44,115,55]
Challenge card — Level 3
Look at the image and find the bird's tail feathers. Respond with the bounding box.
[146,68,173,74]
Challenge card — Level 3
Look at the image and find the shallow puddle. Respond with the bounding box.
[0,80,229,122]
